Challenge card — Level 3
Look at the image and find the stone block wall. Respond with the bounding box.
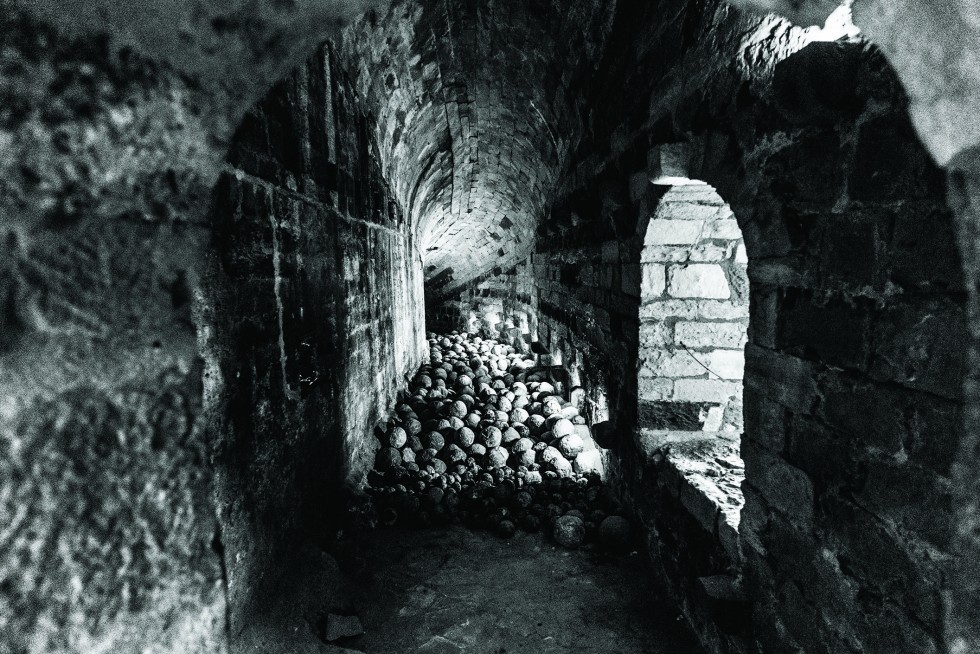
[639,184,748,432]
[436,5,972,653]
[200,43,426,637]
[551,11,970,653]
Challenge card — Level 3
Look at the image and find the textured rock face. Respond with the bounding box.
[0,9,226,652]
[0,2,399,652]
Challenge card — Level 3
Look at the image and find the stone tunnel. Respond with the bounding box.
[2,0,980,652]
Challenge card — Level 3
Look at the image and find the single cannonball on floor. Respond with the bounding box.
[497,520,517,538]
[387,425,408,449]
[599,516,632,552]
[558,433,585,458]
[481,426,503,448]
[456,426,476,448]
[487,446,509,469]
[380,507,399,526]
[423,431,445,451]
[444,444,467,464]
[554,515,586,548]
[551,418,575,439]
[375,447,401,471]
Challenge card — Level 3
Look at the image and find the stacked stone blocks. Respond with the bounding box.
[638,185,748,432]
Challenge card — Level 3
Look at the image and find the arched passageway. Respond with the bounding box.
[2,1,979,654]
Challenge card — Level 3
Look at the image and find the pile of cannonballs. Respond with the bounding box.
[354,331,632,551]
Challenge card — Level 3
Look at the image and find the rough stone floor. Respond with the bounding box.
[334,526,703,654]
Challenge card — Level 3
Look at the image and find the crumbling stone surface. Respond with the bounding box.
[0,9,226,652]
[0,3,408,651]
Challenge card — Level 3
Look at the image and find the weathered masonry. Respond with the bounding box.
[2,1,979,654]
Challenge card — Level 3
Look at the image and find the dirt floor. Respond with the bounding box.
[331,526,703,654]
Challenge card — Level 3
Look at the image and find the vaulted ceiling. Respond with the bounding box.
[341,0,616,296]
